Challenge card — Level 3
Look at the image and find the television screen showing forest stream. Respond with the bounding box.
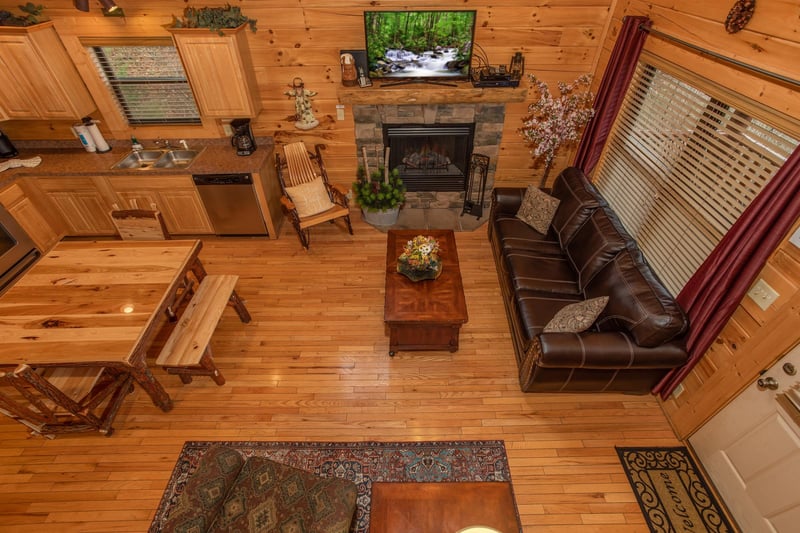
[365,11,476,79]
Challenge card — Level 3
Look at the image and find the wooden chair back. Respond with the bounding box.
[110,205,170,241]
[282,141,321,188]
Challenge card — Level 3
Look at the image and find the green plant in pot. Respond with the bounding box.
[172,4,257,34]
[0,3,46,27]
[353,166,406,226]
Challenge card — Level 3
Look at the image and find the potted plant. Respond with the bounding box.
[353,165,406,227]
[518,73,595,186]
[0,3,45,26]
[171,4,257,34]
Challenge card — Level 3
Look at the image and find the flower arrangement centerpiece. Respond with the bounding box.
[518,73,595,186]
[397,235,442,282]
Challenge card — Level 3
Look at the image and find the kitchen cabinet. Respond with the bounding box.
[107,175,214,235]
[168,25,262,118]
[35,177,117,236]
[0,181,61,251]
[0,22,96,120]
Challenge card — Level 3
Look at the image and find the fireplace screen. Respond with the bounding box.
[384,124,474,192]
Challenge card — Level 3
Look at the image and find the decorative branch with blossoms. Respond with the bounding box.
[518,74,595,185]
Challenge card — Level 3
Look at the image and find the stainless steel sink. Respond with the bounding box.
[111,149,200,170]
[111,150,165,170]
[151,149,200,169]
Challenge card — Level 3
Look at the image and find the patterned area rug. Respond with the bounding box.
[617,447,736,533]
[151,440,516,532]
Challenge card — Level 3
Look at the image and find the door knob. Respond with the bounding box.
[783,362,797,376]
[757,376,779,390]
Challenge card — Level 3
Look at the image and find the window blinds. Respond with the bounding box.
[88,43,200,125]
[593,62,799,295]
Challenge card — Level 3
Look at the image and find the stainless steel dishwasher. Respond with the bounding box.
[192,173,268,235]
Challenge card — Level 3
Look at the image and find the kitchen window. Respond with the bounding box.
[84,38,200,125]
[593,55,799,295]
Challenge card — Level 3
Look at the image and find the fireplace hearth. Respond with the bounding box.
[353,103,505,209]
[384,124,474,192]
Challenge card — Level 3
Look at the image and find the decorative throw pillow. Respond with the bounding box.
[285,177,334,217]
[543,296,609,333]
[516,185,561,234]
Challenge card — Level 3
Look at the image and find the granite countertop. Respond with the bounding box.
[0,137,274,187]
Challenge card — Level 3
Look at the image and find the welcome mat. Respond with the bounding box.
[617,447,736,533]
[151,440,516,533]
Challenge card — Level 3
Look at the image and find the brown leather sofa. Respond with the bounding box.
[488,167,689,394]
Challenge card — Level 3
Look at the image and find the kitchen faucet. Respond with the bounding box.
[153,137,171,149]
[179,139,189,150]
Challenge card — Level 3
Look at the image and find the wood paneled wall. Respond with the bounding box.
[600,0,800,438]
[0,0,614,186]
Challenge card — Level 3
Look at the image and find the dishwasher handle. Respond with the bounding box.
[192,173,253,186]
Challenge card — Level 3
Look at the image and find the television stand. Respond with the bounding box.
[381,78,458,88]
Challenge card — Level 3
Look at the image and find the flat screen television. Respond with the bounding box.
[364,10,476,86]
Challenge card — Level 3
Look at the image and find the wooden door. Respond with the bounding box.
[157,188,213,234]
[0,24,95,119]
[0,183,60,250]
[689,345,800,532]
[170,26,261,118]
[36,178,117,236]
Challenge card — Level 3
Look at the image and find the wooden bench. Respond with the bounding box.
[156,275,251,386]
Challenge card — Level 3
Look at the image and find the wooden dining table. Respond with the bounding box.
[0,239,207,412]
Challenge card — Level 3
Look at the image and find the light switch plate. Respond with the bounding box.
[223,123,233,136]
[747,278,780,311]
[336,104,345,121]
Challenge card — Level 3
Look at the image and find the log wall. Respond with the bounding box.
[0,0,615,185]
[601,0,800,438]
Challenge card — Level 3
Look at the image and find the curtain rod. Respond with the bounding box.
[638,23,800,89]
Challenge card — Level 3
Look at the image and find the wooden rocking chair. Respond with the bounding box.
[275,142,353,249]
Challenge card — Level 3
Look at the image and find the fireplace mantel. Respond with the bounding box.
[337,82,527,105]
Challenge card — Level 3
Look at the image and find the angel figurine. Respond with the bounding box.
[284,77,319,130]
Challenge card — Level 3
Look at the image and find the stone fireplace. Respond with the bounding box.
[353,103,505,209]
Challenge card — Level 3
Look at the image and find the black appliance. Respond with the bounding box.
[0,129,18,158]
[230,118,257,156]
[0,204,40,295]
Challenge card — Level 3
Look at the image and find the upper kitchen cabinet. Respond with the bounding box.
[168,24,262,118]
[0,22,96,120]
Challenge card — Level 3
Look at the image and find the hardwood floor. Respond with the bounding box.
[0,217,680,532]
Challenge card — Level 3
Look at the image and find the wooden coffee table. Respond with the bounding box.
[384,229,468,356]
[369,482,522,533]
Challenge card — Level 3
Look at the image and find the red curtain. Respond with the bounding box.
[654,145,800,399]
[574,16,652,174]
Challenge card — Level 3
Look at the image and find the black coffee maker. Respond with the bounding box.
[230,118,256,156]
[0,129,18,159]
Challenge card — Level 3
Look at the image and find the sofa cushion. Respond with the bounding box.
[285,177,334,217]
[208,456,357,533]
[514,290,584,342]
[505,250,580,295]
[544,296,609,333]
[492,213,562,254]
[550,167,602,248]
[584,249,688,347]
[565,209,628,290]
[161,445,246,533]
[516,185,560,234]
